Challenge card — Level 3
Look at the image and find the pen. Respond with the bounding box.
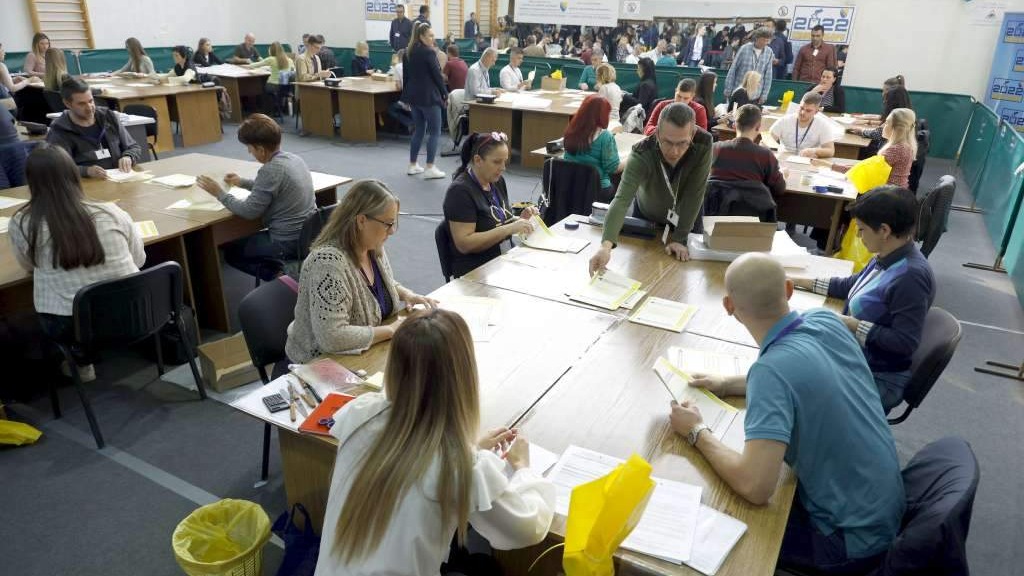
[295,374,322,403]
[288,399,297,422]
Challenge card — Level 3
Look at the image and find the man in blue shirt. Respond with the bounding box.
[670,253,905,574]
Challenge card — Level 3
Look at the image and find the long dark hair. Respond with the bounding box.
[638,57,656,84]
[453,132,510,179]
[695,71,716,109]
[15,145,106,270]
[564,94,610,153]
[882,86,912,122]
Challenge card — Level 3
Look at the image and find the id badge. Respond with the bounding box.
[666,209,679,227]
[95,148,111,160]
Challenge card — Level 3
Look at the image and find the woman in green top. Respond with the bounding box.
[246,41,295,116]
[562,94,623,199]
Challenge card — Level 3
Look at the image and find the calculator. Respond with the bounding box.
[262,393,289,413]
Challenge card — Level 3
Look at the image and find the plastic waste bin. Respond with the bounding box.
[172,499,271,576]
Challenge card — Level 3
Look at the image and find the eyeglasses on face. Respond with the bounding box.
[656,135,692,151]
[366,215,398,231]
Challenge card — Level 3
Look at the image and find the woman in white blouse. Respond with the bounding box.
[315,309,555,576]
[595,63,623,121]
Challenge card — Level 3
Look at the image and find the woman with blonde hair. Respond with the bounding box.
[245,41,294,113]
[285,179,436,363]
[834,108,918,188]
[23,33,49,77]
[351,40,372,76]
[43,47,68,91]
[314,308,555,575]
[595,63,623,121]
[115,37,155,75]
[728,70,760,110]
[1,42,41,111]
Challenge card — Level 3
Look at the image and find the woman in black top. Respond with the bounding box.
[193,38,223,67]
[634,57,658,116]
[403,24,449,179]
[442,133,538,277]
[695,71,719,126]
[171,46,198,80]
[808,67,845,113]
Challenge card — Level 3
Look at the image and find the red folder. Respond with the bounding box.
[298,392,357,436]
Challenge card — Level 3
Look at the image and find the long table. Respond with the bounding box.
[469,90,589,169]
[195,65,271,124]
[230,215,853,576]
[712,112,872,160]
[295,78,402,142]
[0,153,350,333]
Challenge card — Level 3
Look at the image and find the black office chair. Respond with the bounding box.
[238,275,299,484]
[122,104,159,160]
[888,307,962,425]
[541,158,602,226]
[253,204,335,287]
[43,90,66,116]
[909,119,931,192]
[874,436,979,575]
[435,221,455,282]
[916,176,956,258]
[47,262,206,449]
[703,180,778,222]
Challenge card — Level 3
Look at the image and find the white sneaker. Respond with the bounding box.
[407,164,424,175]
[61,361,97,383]
[423,167,446,180]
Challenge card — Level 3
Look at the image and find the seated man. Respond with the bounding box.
[465,47,500,101]
[769,91,836,158]
[577,48,604,90]
[588,103,712,274]
[228,33,261,65]
[644,78,709,133]
[671,252,905,574]
[711,104,787,198]
[499,47,531,92]
[196,114,315,280]
[46,78,141,179]
[792,186,935,411]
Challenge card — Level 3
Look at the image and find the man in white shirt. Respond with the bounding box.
[686,27,705,66]
[769,92,836,158]
[642,39,667,61]
[499,48,531,92]
[465,47,501,101]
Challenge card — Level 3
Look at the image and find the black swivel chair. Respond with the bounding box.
[43,90,67,116]
[238,275,299,484]
[122,103,159,160]
[541,158,603,226]
[887,307,962,425]
[916,176,956,258]
[47,262,207,449]
[253,204,336,287]
[435,221,455,282]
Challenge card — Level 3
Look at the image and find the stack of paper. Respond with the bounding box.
[653,356,739,442]
[133,220,159,239]
[687,230,810,270]
[569,269,641,310]
[629,297,697,332]
[439,296,504,342]
[687,505,749,575]
[105,169,152,183]
[784,155,813,165]
[670,347,755,379]
[0,196,28,210]
[149,174,197,188]
[520,216,589,253]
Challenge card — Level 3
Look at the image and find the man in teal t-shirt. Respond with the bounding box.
[669,253,905,574]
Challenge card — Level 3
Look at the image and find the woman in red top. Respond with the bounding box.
[834,108,917,188]
[643,78,709,135]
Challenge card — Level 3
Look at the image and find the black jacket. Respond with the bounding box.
[703,180,777,222]
[46,107,141,177]
[389,17,413,51]
[635,79,658,117]
[193,51,223,67]
[402,44,447,107]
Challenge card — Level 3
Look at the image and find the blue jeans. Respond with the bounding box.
[410,104,441,165]
[874,369,912,414]
[0,142,29,189]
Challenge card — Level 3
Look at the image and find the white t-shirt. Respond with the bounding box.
[499,64,524,91]
[314,393,555,576]
[770,113,837,154]
[598,82,623,120]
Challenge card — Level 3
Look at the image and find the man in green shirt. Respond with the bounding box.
[589,102,712,275]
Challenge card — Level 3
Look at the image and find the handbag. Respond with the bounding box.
[272,503,321,576]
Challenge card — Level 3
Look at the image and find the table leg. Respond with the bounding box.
[174,91,223,147]
[826,199,844,255]
[299,86,337,138]
[183,227,231,333]
[279,430,336,532]
[338,92,377,142]
[219,77,244,123]
[119,95,174,153]
[521,111,571,169]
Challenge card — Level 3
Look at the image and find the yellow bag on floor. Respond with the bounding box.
[0,420,42,445]
[563,454,655,576]
[836,155,893,271]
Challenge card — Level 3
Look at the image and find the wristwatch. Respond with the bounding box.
[687,424,711,446]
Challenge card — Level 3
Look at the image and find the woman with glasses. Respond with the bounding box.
[286,179,437,363]
[443,132,538,278]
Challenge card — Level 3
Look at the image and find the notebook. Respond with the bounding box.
[298,392,357,436]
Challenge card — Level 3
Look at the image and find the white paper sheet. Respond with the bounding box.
[104,169,152,183]
[502,247,571,270]
[133,220,159,239]
[621,478,702,564]
[629,297,697,332]
[149,174,197,188]
[653,357,739,442]
[671,347,755,379]
[520,216,589,253]
[0,216,9,234]
[684,505,748,575]
[620,289,647,310]
[0,196,28,210]
[789,289,828,312]
[784,155,813,165]
[439,296,504,342]
[166,199,225,211]
[569,269,641,310]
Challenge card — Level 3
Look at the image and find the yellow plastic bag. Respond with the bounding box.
[563,454,655,576]
[779,90,795,111]
[0,420,42,445]
[172,499,271,575]
[836,155,893,271]
[551,69,563,80]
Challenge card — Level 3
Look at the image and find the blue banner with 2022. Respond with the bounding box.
[986,12,1024,132]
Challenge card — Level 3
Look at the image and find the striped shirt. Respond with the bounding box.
[711,137,787,197]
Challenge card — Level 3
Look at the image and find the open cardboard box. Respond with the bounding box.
[702,216,776,252]
[541,76,567,91]
[197,333,260,393]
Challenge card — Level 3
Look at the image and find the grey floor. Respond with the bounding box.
[1,120,1022,576]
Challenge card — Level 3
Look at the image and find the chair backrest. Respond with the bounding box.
[542,158,602,225]
[915,118,930,161]
[238,276,299,384]
[122,104,158,138]
[903,307,962,410]
[43,90,66,114]
[916,175,956,258]
[296,204,334,261]
[72,262,183,348]
[874,436,979,576]
[704,179,777,222]
[434,221,454,282]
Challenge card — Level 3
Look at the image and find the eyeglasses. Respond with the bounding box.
[367,215,398,231]
[657,136,692,152]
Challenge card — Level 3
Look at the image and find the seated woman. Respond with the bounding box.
[851,82,912,157]
[834,108,917,188]
[644,78,709,134]
[165,46,197,84]
[728,70,760,111]
[314,309,555,575]
[351,41,372,76]
[563,94,623,200]
[246,41,294,114]
[23,33,49,78]
[791,186,935,413]
[694,71,719,127]
[195,114,315,280]
[1,42,42,111]
[633,57,658,116]
[443,132,538,278]
[285,180,436,362]
[808,67,845,114]
[594,64,622,121]
[114,37,155,76]
[9,144,146,381]
[42,47,69,91]
[192,38,224,68]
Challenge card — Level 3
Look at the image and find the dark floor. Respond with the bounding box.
[1,121,1021,576]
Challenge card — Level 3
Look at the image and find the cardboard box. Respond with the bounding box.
[541,76,567,91]
[197,333,260,393]
[702,216,776,252]
[370,72,390,82]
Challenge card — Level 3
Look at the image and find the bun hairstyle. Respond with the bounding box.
[453,132,510,179]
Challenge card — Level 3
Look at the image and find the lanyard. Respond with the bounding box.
[794,117,814,152]
[761,316,805,355]
[659,161,681,206]
[81,122,107,148]
[468,168,505,215]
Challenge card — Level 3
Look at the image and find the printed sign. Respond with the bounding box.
[1005,16,1024,42]
[515,0,620,27]
[790,5,856,44]
[986,13,1024,111]
[366,0,424,21]
[999,105,1024,132]
[992,77,1024,103]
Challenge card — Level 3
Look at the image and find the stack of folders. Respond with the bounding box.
[547,445,748,574]
[520,216,590,253]
[569,269,643,310]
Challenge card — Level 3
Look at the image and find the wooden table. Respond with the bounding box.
[0,153,350,333]
[82,76,224,151]
[195,65,270,123]
[530,131,646,162]
[713,113,871,160]
[295,78,401,142]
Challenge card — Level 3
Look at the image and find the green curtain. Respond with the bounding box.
[972,121,1024,251]
[1002,189,1024,309]
[959,104,1000,192]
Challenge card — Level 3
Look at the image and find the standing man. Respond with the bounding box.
[793,25,837,82]
[228,33,260,64]
[465,12,480,38]
[415,4,431,27]
[770,19,793,81]
[683,26,706,66]
[465,47,501,100]
[724,27,774,105]
[389,4,413,52]
[588,103,712,274]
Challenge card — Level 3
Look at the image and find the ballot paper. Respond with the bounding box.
[124,82,154,87]
[502,247,571,270]
[0,216,9,234]
[0,196,28,210]
[439,296,504,342]
[789,289,828,312]
[653,357,739,442]
[629,297,697,332]
[520,216,590,253]
[104,169,152,183]
[759,131,780,149]
[547,446,702,564]
[149,174,197,188]
[670,347,754,379]
[620,289,648,310]
[166,199,224,211]
[685,505,748,575]
[569,269,641,310]
[527,69,536,83]
[133,220,159,239]
[784,155,813,165]
[504,442,561,478]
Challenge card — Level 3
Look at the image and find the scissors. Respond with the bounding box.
[318,417,335,429]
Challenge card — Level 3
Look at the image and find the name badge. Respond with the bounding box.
[95,148,111,160]
[666,208,679,227]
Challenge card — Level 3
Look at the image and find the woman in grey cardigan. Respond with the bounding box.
[286,180,438,363]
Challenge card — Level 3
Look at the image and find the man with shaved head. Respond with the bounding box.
[669,253,905,574]
[229,33,260,65]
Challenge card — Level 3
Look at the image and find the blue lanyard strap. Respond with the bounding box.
[468,168,505,213]
[794,117,813,152]
[761,316,804,355]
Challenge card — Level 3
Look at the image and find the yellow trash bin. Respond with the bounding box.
[172,499,271,576]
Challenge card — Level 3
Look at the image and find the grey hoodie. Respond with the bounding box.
[46,106,141,177]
